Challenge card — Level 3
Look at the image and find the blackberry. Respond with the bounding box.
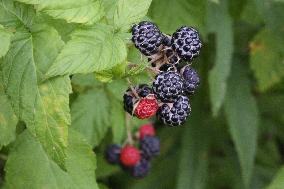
[132,21,164,56]
[180,65,200,95]
[162,35,172,47]
[152,71,184,102]
[172,26,202,61]
[105,145,121,164]
[140,136,160,160]
[123,84,152,115]
[157,95,191,126]
[131,158,151,178]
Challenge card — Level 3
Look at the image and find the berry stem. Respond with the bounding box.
[126,78,140,99]
[125,113,134,145]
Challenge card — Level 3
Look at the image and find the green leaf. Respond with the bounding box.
[105,0,152,31]
[0,0,35,29]
[249,29,284,91]
[45,24,127,78]
[266,167,284,189]
[208,0,233,116]
[176,118,209,189]
[0,24,12,57]
[66,129,99,189]
[149,0,206,36]
[16,0,104,24]
[1,25,71,166]
[224,63,259,188]
[4,130,99,189]
[71,89,111,147]
[0,76,17,149]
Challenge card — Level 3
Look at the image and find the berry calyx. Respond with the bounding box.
[105,144,121,164]
[120,146,141,167]
[139,123,156,140]
[132,21,164,56]
[140,136,160,159]
[157,95,191,126]
[134,95,159,119]
[172,26,202,61]
[152,71,184,102]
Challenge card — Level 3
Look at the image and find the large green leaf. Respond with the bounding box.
[266,167,284,189]
[149,0,206,36]
[1,25,71,166]
[71,89,111,147]
[250,29,284,91]
[0,76,17,149]
[4,130,99,189]
[0,24,12,57]
[104,0,152,31]
[224,63,259,188]
[45,24,127,78]
[208,0,233,116]
[16,0,104,24]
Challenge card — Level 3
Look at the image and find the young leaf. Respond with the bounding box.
[104,0,152,31]
[224,63,259,188]
[4,130,99,189]
[16,0,104,24]
[149,0,207,36]
[1,26,71,166]
[208,0,233,116]
[249,29,284,91]
[45,24,127,78]
[71,89,111,147]
[0,24,12,58]
[0,76,18,149]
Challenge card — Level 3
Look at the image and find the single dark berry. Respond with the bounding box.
[139,124,155,140]
[123,84,153,115]
[131,158,151,178]
[120,146,141,167]
[132,21,164,56]
[180,65,200,95]
[105,144,121,164]
[140,136,160,159]
[152,71,184,102]
[172,26,202,61]
[157,95,191,126]
[134,95,159,119]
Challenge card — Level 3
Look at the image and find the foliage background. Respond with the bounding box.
[0,0,284,189]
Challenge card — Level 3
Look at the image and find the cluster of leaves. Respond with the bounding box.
[0,0,283,189]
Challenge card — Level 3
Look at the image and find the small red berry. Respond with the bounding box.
[134,95,158,119]
[139,124,155,139]
[120,146,141,167]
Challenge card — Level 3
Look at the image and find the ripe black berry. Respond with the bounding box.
[140,136,160,160]
[152,71,184,102]
[132,21,164,56]
[105,144,121,164]
[157,95,191,126]
[180,65,200,95]
[172,26,202,61]
[131,158,151,178]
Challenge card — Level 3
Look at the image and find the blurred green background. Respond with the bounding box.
[96,0,284,189]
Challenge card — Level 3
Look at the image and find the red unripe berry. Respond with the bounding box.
[120,146,141,167]
[134,95,158,119]
[139,124,155,140]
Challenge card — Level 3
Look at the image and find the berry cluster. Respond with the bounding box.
[124,21,202,126]
[105,124,160,178]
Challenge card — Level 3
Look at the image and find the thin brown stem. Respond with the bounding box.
[126,78,139,99]
[125,113,134,145]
